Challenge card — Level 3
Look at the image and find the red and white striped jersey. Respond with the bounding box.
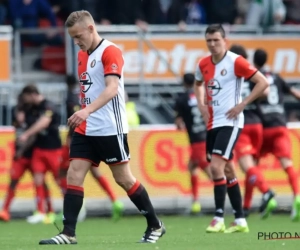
[195,51,257,130]
[75,39,128,136]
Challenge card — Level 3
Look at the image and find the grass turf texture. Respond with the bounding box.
[0,215,299,250]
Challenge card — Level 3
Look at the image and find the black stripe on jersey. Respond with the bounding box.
[104,73,121,79]
[245,70,258,81]
[116,96,123,132]
[234,78,242,126]
[112,98,121,134]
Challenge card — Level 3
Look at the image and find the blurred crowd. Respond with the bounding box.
[0,0,299,32]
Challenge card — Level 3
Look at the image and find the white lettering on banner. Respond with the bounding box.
[120,44,206,75]
[273,49,298,73]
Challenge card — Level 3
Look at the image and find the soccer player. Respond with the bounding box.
[253,49,300,221]
[0,94,53,222]
[59,75,124,221]
[39,10,165,245]
[174,73,211,214]
[194,24,268,233]
[19,85,63,224]
[229,45,276,218]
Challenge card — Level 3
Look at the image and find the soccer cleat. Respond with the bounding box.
[191,201,201,214]
[291,196,300,221]
[261,198,277,220]
[206,219,225,233]
[0,210,10,222]
[259,190,277,219]
[39,234,77,245]
[26,211,46,224]
[139,221,166,243]
[43,212,56,224]
[224,222,249,233]
[112,201,124,221]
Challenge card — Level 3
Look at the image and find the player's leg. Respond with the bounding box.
[190,142,211,214]
[90,166,124,221]
[224,161,249,233]
[0,158,28,221]
[39,132,96,244]
[100,134,164,243]
[27,148,48,224]
[109,162,165,243]
[274,127,300,221]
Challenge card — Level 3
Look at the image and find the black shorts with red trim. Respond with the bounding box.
[70,132,130,166]
[206,126,241,162]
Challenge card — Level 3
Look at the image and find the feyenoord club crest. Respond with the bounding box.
[90,59,96,68]
[221,69,227,76]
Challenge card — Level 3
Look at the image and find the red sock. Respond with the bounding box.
[243,177,254,209]
[44,184,54,213]
[191,175,198,201]
[59,177,68,196]
[246,167,269,194]
[98,176,116,202]
[285,166,299,196]
[35,185,45,213]
[3,187,15,211]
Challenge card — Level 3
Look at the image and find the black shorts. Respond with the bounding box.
[70,132,130,166]
[206,126,241,162]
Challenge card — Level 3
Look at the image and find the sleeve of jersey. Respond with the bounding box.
[234,56,258,80]
[194,62,203,81]
[102,45,124,78]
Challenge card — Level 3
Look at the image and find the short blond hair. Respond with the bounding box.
[65,10,94,28]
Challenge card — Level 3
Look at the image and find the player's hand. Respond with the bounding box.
[226,103,245,120]
[68,109,90,129]
[18,133,29,144]
[199,106,210,125]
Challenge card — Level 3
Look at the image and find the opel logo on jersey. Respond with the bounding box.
[206,79,222,96]
[79,72,93,93]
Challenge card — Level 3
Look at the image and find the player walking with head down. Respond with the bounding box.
[39,10,165,245]
[194,24,268,233]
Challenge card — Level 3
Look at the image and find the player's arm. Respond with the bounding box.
[279,75,300,100]
[15,135,36,160]
[85,75,119,114]
[227,57,268,119]
[85,46,123,114]
[194,63,209,124]
[21,111,53,138]
[235,56,269,106]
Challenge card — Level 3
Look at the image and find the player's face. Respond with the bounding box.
[22,93,34,104]
[68,22,93,51]
[205,32,226,56]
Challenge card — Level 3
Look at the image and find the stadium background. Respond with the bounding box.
[0,0,300,217]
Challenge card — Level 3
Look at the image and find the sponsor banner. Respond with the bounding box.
[0,127,300,199]
[107,36,300,83]
[0,38,11,82]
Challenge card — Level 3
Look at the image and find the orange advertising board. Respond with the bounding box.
[0,39,11,82]
[108,36,300,83]
[0,127,300,200]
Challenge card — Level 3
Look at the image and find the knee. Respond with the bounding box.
[210,164,223,179]
[113,174,135,191]
[67,166,85,186]
[34,173,44,186]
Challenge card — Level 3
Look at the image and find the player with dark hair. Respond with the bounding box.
[18,85,63,224]
[194,24,268,233]
[39,10,165,245]
[253,48,300,220]
[229,44,276,218]
[0,94,54,222]
[174,73,211,214]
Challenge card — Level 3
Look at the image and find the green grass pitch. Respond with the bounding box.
[0,214,300,250]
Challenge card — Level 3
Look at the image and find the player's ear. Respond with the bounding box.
[224,38,229,47]
[87,25,94,33]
